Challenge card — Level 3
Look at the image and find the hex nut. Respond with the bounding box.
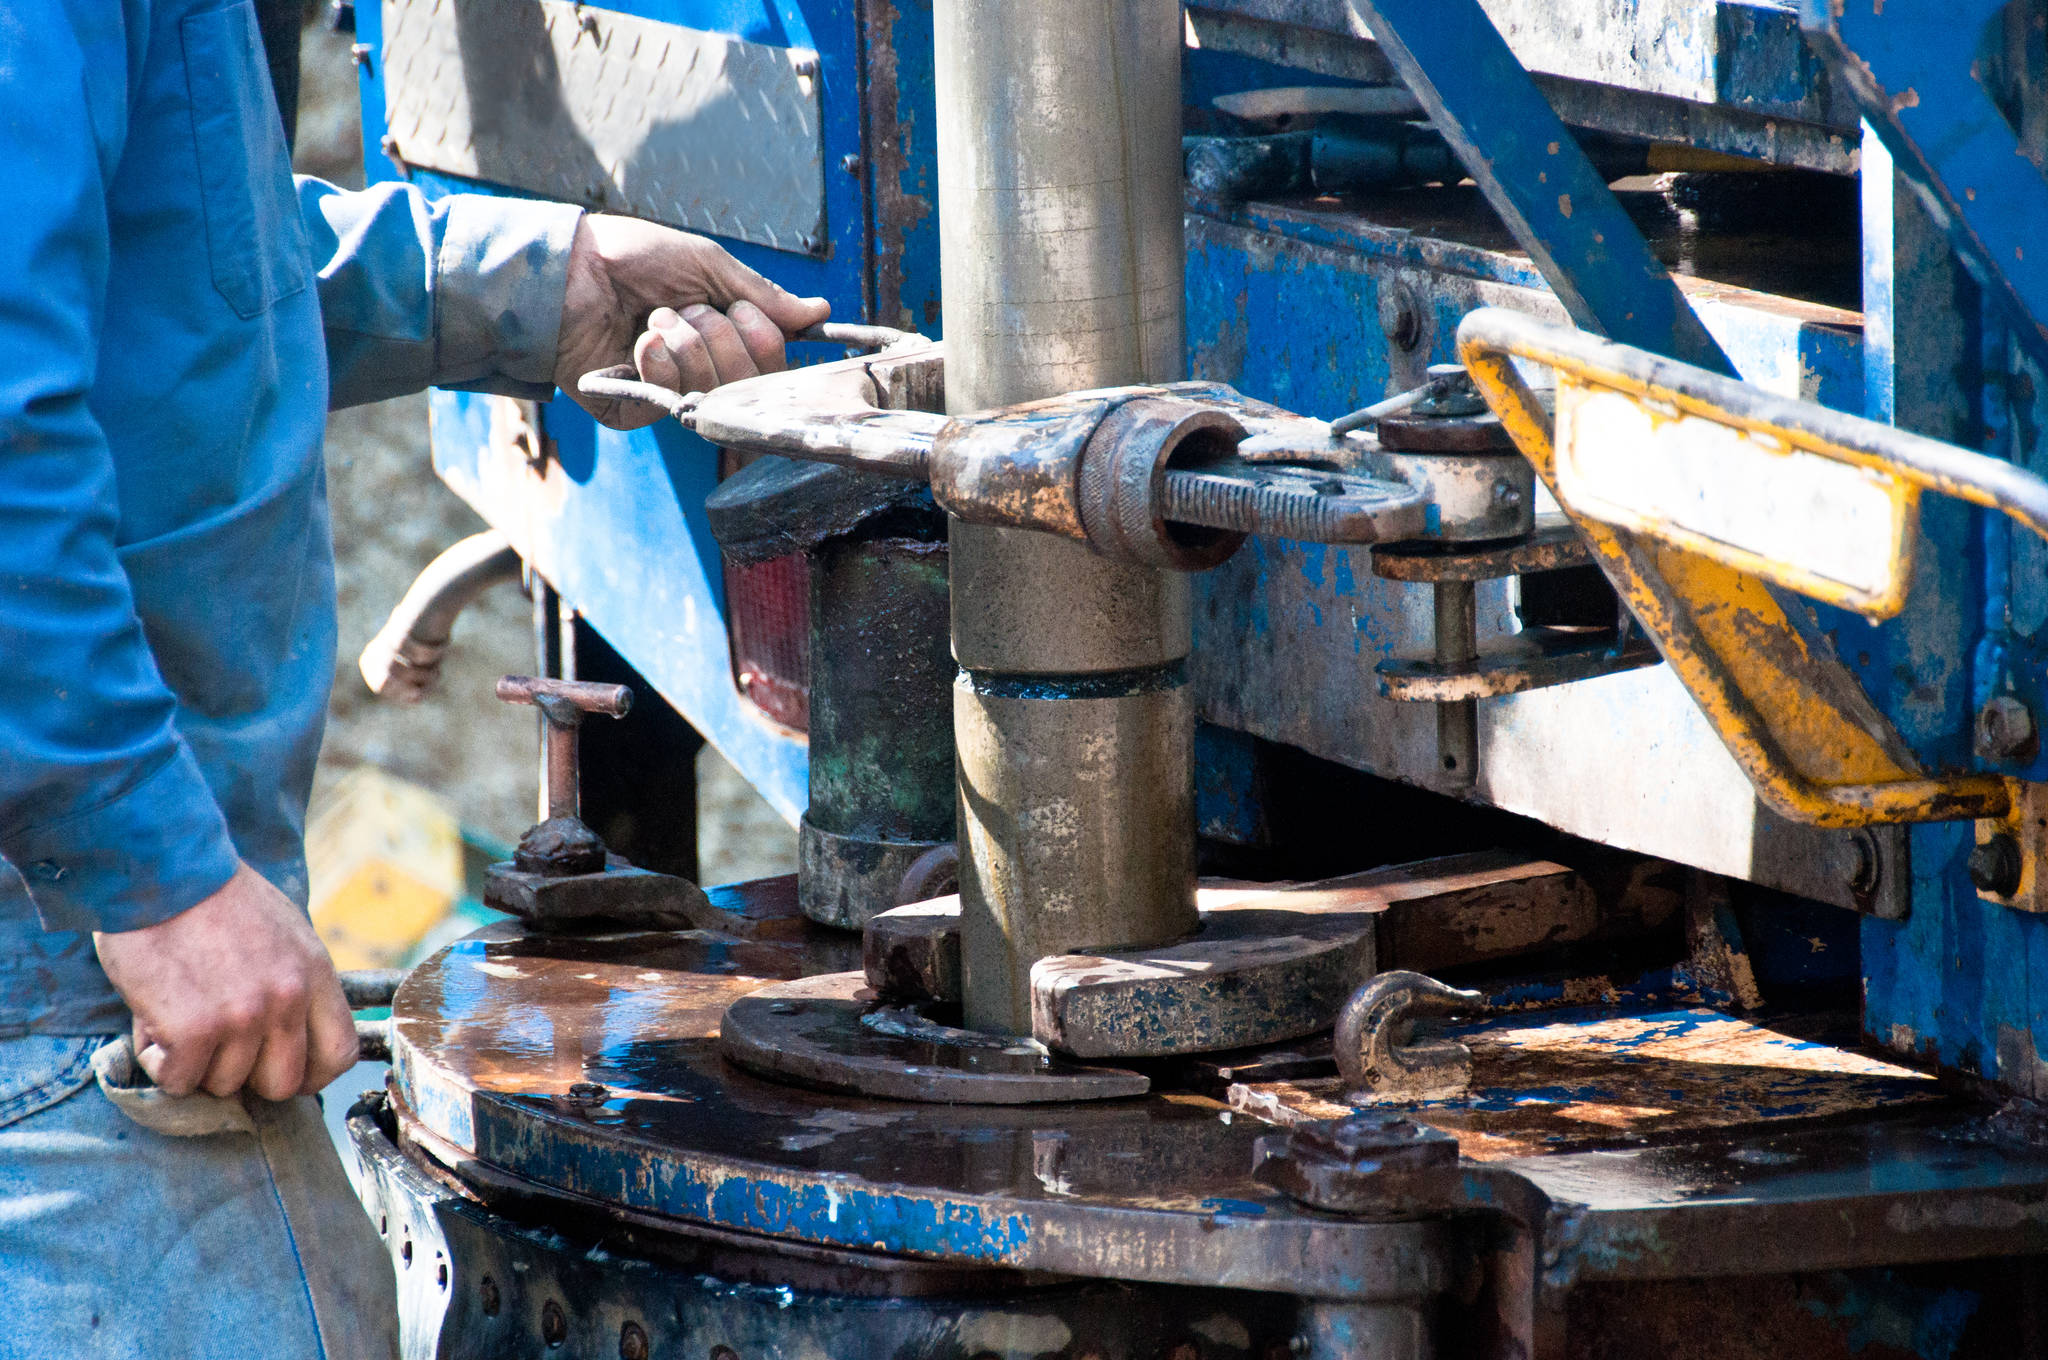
[1976,695,2037,762]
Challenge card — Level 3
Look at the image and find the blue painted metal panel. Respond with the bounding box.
[1351,0,1738,376]
[351,1,943,825]
[1804,0,2048,369]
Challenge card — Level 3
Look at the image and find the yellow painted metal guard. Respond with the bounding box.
[1457,308,2015,828]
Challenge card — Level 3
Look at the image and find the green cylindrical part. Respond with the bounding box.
[799,531,957,929]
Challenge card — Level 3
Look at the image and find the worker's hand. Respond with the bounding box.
[557,214,831,430]
[94,863,359,1102]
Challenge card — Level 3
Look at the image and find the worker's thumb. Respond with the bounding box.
[715,256,829,335]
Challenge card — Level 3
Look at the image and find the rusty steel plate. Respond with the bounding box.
[1229,1006,1952,1159]
[720,972,1153,1103]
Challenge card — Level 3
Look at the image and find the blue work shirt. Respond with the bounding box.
[0,0,583,1033]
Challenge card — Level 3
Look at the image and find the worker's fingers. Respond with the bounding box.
[703,250,829,335]
[680,304,760,386]
[726,300,789,375]
[132,1017,205,1098]
[199,1030,263,1100]
[132,1013,214,1097]
[247,1011,310,1104]
[301,968,361,1096]
[646,307,720,394]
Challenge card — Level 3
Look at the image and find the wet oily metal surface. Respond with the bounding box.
[392,895,2048,1289]
[1231,1006,1951,1160]
[389,910,1445,1296]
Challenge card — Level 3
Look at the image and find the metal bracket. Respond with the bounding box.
[1372,522,1663,704]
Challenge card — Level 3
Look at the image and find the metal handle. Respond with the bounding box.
[1458,306,2022,829]
[576,321,919,417]
[497,675,631,822]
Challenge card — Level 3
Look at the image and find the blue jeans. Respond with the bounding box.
[0,1035,398,1359]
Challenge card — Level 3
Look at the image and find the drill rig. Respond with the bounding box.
[343,0,2048,1354]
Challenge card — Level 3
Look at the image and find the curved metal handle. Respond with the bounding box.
[1458,306,2018,829]
[575,321,922,418]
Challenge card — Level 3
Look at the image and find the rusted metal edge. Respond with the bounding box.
[1372,519,1592,582]
[1377,630,1662,702]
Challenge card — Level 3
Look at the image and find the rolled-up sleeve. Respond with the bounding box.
[0,5,241,934]
[300,178,583,408]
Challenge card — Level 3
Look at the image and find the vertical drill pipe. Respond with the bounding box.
[1433,580,1478,788]
[937,0,1199,1031]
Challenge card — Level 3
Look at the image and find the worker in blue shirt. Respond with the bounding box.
[0,2,826,1354]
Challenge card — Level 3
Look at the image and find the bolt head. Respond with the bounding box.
[1294,1113,1459,1169]
[1377,285,1423,351]
[840,152,862,175]
[1969,834,2024,897]
[1976,696,2038,762]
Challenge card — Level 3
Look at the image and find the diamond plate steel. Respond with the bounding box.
[380,0,825,252]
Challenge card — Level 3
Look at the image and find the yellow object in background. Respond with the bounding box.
[307,767,466,972]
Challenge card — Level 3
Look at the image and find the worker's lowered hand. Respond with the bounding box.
[94,863,360,1102]
[557,213,831,429]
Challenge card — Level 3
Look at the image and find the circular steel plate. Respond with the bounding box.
[388,910,1444,1299]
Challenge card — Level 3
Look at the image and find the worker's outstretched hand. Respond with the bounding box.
[94,863,359,1101]
[557,214,831,430]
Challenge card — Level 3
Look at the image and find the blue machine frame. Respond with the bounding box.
[354,0,2048,1100]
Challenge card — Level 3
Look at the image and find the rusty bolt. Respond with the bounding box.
[541,1300,568,1348]
[1969,834,2023,896]
[619,1321,649,1360]
[1976,695,2037,762]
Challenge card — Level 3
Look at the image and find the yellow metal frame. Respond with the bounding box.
[1547,382,1922,620]
[1457,308,2023,828]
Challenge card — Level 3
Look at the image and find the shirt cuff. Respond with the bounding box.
[434,194,584,397]
[4,745,241,935]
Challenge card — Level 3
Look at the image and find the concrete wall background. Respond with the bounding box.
[295,14,796,884]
